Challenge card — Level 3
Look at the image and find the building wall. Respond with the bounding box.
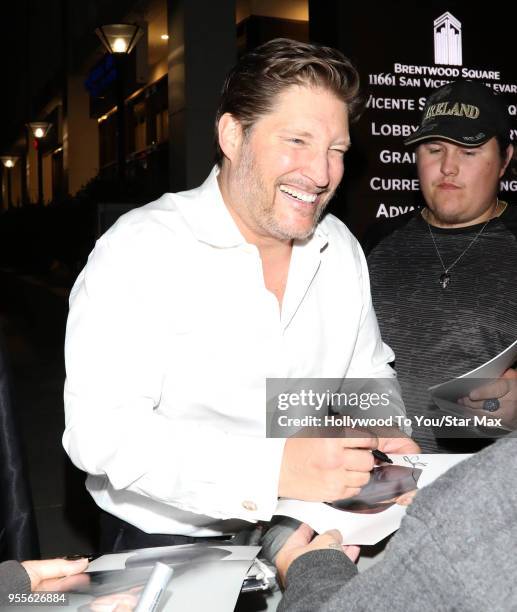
[27,145,38,204]
[0,164,22,209]
[11,163,22,207]
[43,153,52,204]
[1,0,311,205]
[237,0,308,22]
[67,75,99,195]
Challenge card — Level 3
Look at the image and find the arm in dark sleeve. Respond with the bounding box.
[0,560,31,602]
[279,549,357,612]
[278,516,454,612]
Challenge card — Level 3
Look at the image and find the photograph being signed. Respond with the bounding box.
[327,464,422,515]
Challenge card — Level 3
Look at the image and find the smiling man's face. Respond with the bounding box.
[221,84,350,243]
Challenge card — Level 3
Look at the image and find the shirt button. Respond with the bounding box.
[242,500,257,511]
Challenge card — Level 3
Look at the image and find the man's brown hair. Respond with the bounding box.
[214,38,361,166]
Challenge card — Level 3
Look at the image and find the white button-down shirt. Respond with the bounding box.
[63,168,397,536]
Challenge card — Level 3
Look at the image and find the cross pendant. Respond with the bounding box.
[439,272,450,289]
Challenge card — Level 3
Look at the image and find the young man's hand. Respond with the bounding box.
[276,523,359,585]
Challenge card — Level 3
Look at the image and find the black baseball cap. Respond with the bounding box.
[404,80,510,147]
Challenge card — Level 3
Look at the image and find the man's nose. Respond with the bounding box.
[440,151,459,176]
[303,150,331,189]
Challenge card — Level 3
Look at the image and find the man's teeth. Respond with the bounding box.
[279,185,317,203]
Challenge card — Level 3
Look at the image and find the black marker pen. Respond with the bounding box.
[372,449,393,464]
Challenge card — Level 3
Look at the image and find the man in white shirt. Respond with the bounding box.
[63,38,418,551]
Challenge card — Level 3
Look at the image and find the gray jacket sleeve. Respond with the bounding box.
[280,433,517,612]
[279,549,358,611]
[0,560,31,603]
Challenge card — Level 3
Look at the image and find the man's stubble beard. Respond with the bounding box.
[425,197,498,227]
[426,206,464,226]
[234,143,332,241]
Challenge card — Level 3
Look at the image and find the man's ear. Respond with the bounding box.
[500,144,514,177]
[218,113,244,163]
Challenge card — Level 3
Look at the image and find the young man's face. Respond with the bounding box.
[223,84,350,242]
[416,138,511,227]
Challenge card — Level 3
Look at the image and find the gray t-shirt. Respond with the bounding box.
[366,205,517,452]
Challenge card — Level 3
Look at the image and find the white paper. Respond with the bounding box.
[274,454,470,545]
[87,544,259,571]
[428,339,517,400]
[53,545,260,612]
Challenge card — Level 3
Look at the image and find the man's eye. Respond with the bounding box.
[330,148,346,156]
[462,150,476,156]
[288,138,305,145]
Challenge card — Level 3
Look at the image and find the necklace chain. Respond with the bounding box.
[425,200,507,288]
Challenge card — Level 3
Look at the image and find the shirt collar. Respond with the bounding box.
[176,165,330,252]
[175,167,245,248]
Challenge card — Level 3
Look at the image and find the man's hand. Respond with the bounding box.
[458,368,517,430]
[88,587,142,612]
[21,558,89,592]
[279,435,377,501]
[276,523,359,586]
[376,432,421,456]
[278,429,421,502]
